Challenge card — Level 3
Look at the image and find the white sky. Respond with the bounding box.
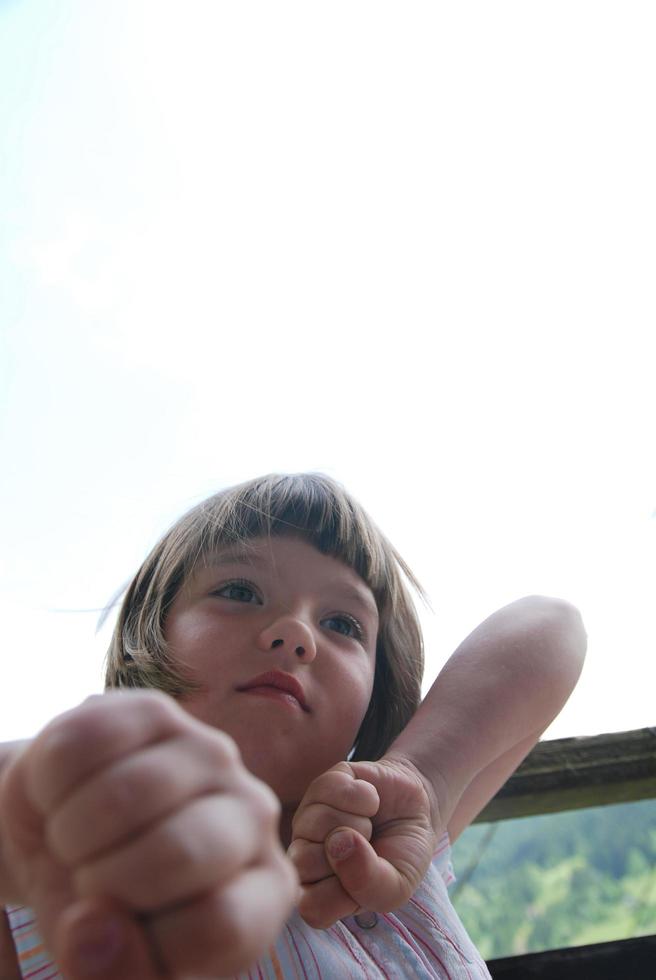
[1,1,654,745]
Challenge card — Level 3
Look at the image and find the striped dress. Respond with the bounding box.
[3,833,491,979]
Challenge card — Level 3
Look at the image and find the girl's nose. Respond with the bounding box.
[258,615,317,662]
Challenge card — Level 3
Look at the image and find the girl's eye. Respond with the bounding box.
[322,614,365,641]
[213,580,260,603]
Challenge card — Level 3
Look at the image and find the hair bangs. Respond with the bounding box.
[193,473,392,598]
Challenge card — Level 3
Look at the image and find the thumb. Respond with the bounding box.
[54,898,164,980]
[324,828,381,906]
[325,828,410,912]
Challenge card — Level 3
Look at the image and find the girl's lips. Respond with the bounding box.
[239,686,305,710]
[236,670,310,711]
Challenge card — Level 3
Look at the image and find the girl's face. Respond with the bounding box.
[165,535,379,811]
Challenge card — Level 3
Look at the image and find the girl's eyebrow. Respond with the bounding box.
[204,546,265,567]
[331,585,379,622]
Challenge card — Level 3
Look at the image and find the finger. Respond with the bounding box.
[291,802,373,846]
[46,728,245,865]
[348,758,433,825]
[287,838,332,884]
[297,874,359,929]
[24,691,200,813]
[293,765,379,821]
[73,790,276,911]
[55,898,164,980]
[0,748,47,860]
[325,827,417,912]
[146,855,299,977]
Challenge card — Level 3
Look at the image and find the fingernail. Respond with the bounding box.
[327,831,355,860]
[72,917,124,975]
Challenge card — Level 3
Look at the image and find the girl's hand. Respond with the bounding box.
[288,756,440,929]
[0,690,298,979]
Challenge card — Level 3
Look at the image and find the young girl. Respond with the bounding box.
[0,472,587,979]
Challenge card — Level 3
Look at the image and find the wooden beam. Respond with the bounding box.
[487,933,656,978]
[475,727,656,823]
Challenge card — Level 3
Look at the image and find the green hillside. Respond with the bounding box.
[450,799,656,959]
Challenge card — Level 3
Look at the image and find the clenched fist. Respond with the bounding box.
[289,757,439,929]
[0,690,298,978]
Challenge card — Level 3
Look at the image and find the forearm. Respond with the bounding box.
[387,596,587,824]
[0,741,30,905]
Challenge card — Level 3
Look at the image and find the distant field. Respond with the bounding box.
[450,798,656,959]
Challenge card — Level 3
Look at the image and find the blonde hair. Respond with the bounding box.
[104,473,426,761]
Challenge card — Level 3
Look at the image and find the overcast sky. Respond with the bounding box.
[1,1,654,745]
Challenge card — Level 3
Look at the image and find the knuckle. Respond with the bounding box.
[283,852,302,893]
[0,742,27,795]
[156,823,203,881]
[249,779,281,825]
[329,760,355,777]
[194,889,265,974]
[28,726,82,808]
[310,766,347,792]
[96,768,143,823]
[291,800,327,836]
[34,714,78,763]
[130,688,182,727]
[302,771,331,799]
[287,841,326,883]
[204,727,241,766]
[232,768,280,823]
[104,688,184,734]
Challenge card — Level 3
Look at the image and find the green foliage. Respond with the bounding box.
[450,799,656,958]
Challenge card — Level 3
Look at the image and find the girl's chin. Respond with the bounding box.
[236,747,327,797]
[181,705,355,797]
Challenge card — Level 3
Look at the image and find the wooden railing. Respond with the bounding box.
[476,726,656,823]
[468,727,656,977]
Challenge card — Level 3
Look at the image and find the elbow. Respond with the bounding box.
[519,594,588,667]
[520,594,585,624]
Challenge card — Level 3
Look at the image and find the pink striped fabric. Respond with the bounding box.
[5,832,490,978]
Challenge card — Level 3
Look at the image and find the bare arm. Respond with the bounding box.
[0,741,30,905]
[386,596,587,841]
[289,596,587,928]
